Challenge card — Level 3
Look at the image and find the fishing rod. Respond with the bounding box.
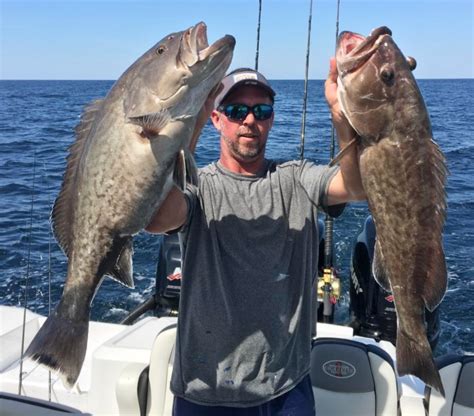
[18,153,37,395]
[255,0,262,70]
[297,0,340,323]
[299,0,313,160]
[319,0,342,323]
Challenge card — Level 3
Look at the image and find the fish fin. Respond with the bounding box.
[173,148,198,190]
[184,148,198,185]
[329,136,358,167]
[396,328,445,397]
[108,237,134,288]
[101,236,135,288]
[173,150,186,191]
[372,239,391,292]
[418,140,448,312]
[52,99,105,256]
[24,298,90,389]
[420,243,447,312]
[129,110,172,139]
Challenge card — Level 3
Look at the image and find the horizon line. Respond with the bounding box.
[1,77,473,82]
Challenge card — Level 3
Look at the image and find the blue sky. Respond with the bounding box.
[1,0,472,80]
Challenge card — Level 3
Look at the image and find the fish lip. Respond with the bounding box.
[337,26,392,76]
[179,22,235,68]
[199,34,236,61]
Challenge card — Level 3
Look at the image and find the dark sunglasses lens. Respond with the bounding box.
[253,104,273,120]
[222,104,273,121]
[226,104,249,120]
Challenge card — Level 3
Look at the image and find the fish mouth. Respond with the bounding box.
[179,22,235,69]
[336,26,392,76]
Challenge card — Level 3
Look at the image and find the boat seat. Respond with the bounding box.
[310,337,399,416]
[145,323,176,416]
[424,354,474,416]
[115,323,176,416]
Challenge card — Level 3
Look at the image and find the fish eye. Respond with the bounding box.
[167,36,174,40]
[380,65,395,84]
[406,56,417,71]
[156,45,166,55]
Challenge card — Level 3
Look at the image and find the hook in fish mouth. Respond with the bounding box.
[337,26,393,76]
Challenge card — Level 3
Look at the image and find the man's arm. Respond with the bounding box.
[145,89,219,234]
[325,57,366,205]
[145,186,188,234]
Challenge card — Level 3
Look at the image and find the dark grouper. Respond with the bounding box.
[24,22,235,388]
[336,27,447,394]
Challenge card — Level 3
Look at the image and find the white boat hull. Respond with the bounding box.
[0,305,437,415]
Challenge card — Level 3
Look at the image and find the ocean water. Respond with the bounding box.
[0,79,472,356]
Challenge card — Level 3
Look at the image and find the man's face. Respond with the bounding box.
[211,85,274,164]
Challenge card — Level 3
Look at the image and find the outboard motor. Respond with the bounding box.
[153,233,182,316]
[349,215,441,350]
[120,234,181,324]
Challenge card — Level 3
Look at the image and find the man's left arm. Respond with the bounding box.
[325,57,366,205]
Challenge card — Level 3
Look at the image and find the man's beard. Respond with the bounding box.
[223,134,264,161]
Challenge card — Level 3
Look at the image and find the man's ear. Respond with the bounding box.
[210,109,221,130]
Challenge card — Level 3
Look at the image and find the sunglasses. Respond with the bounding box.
[218,103,274,121]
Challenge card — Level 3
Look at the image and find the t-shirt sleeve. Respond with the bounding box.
[297,160,345,218]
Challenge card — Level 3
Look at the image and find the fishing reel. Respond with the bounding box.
[317,267,341,303]
[317,267,341,323]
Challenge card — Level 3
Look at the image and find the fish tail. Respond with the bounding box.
[396,328,445,396]
[24,300,90,389]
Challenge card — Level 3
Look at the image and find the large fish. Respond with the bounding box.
[24,22,235,388]
[335,27,448,394]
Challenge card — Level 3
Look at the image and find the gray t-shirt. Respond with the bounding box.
[170,159,342,407]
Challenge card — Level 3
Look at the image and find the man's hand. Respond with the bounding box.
[324,57,356,145]
[189,83,223,152]
[324,58,366,204]
[325,57,340,118]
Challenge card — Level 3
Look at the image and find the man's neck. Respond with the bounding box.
[218,156,265,176]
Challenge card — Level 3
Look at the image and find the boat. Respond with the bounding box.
[1,220,472,416]
[1,6,472,415]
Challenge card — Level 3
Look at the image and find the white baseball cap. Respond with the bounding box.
[214,68,276,109]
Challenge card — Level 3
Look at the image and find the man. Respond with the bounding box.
[146,59,365,415]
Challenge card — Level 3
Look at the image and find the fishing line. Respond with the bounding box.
[18,152,37,395]
[44,162,53,400]
[329,0,341,161]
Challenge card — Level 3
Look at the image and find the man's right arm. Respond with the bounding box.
[146,87,220,234]
[145,186,188,234]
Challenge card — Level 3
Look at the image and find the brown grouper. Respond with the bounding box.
[336,26,448,395]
